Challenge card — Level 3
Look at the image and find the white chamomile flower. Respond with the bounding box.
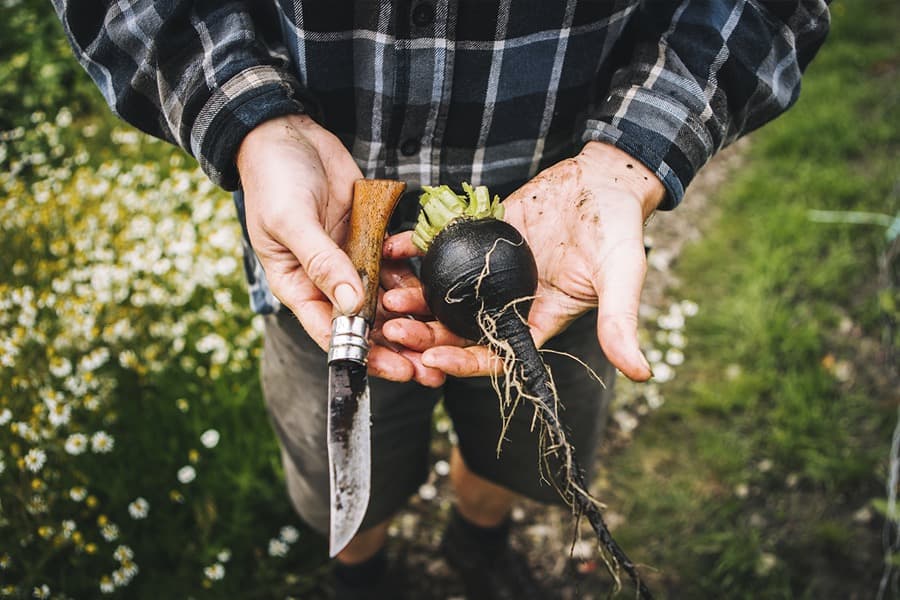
[49,356,72,378]
[99,576,115,594]
[24,448,47,472]
[200,429,220,449]
[113,545,133,563]
[32,584,50,599]
[680,299,699,316]
[55,107,73,127]
[657,311,685,331]
[90,431,114,453]
[177,465,196,484]
[47,402,72,427]
[645,386,664,410]
[203,563,225,581]
[101,523,119,542]
[70,486,87,502]
[65,433,88,455]
[216,549,231,563]
[667,331,686,349]
[665,348,685,366]
[418,483,437,501]
[14,422,36,442]
[268,539,289,557]
[652,362,675,383]
[279,525,300,544]
[128,497,149,519]
[0,408,11,426]
[120,560,138,579]
[61,520,76,538]
[646,348,663,364]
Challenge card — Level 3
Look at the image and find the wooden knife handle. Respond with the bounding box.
[339,179,406,323]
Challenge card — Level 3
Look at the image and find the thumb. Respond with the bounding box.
[294,233,362,315]
[594,236,652,382]
[277,203,364,315]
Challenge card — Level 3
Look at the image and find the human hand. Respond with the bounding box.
[236,114,444,385]
[380,141,664,381]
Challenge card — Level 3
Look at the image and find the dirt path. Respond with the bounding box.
[380,141,749,600]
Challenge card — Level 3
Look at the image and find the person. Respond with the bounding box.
[53,1,830,598]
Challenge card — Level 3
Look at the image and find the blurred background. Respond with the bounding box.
[0,0,897,598]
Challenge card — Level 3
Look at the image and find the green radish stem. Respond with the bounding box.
[415,184,653,599]
[412,182,504,253]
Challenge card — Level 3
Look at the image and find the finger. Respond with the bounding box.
[382,287,429,316]
[374,288,407,327]
[382,318,469,351]
[399,349,446,388]
[527,288,589,349]
[367,345,416,382]
[421,345,501,378]
[379,259,421,291]
[594,236,652,381]
[278,203,364,315]
[270,279,334,351]
[382,231,421,259]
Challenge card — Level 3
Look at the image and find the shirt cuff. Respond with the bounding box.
[583,85,717,210]
[190,65,309,191]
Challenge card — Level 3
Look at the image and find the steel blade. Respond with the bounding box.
[327,361,371,557]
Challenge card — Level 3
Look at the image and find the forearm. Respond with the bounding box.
[51,0,310,190]
[586,0,830,208]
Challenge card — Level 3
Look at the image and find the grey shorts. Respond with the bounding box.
[261,307,614,536]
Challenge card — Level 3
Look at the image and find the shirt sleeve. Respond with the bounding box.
[51,1,313,190]
[583,0,831,209]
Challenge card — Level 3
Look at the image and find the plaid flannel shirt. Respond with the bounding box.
[54,0,829,313]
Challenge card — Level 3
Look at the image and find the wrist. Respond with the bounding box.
[579,141,666,220]
[236,113,315,177]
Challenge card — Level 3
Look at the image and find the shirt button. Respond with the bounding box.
[411,2,435,27]
[400,138,421,156]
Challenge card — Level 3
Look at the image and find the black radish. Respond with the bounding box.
[413,184,653,599]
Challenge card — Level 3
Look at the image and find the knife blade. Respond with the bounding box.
[327,179,405,558]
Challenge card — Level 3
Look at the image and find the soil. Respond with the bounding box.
[373,142,751,600]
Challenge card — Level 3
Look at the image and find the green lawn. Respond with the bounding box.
[599,1,900,597]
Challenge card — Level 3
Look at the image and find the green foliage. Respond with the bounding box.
[0,0,108,130]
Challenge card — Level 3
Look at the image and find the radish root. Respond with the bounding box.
[471,270,652,598]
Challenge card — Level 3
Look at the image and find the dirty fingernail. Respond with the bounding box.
[334,283,359,314]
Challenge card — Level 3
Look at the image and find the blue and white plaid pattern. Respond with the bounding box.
[54,0,829,313]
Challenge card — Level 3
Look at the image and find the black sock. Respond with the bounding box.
[333,547,387,588]
[449,507,511,556]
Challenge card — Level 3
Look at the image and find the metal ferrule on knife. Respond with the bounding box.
[328,315,370,365]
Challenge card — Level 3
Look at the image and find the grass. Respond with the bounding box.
[598,1,900,597]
